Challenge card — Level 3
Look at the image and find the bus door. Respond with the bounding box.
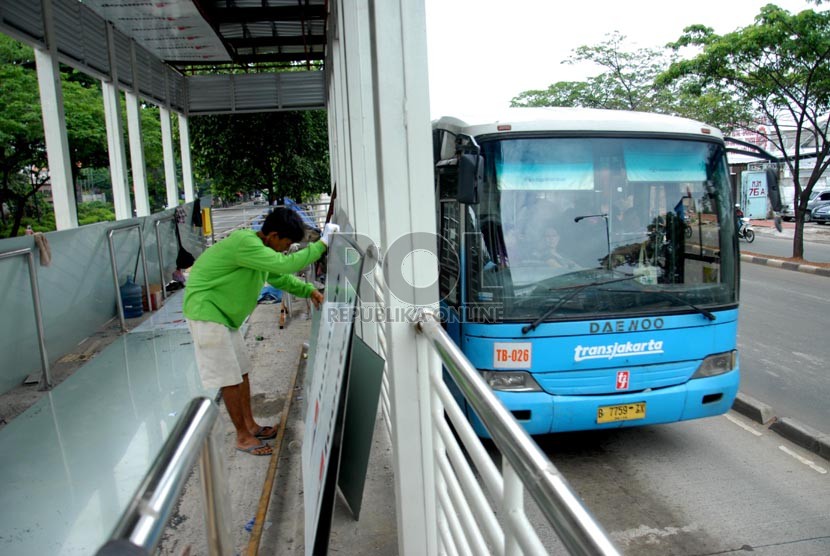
[436,163,462,343]
[436,163,469,409]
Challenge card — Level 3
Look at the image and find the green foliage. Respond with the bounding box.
[660,4,830,257]
[510,31,749,130]
[77,200,115,225]
[190,110,330,203]
[0,200,114,236]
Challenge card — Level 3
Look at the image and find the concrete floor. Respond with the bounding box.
[157,301,398,556]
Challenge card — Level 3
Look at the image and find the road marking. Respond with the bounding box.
[724,413,763,436]
[778,445,828,474]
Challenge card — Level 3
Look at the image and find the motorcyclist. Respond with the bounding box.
[735,204,744,236]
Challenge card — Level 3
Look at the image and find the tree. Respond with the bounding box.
[62,71,109,204]
[0,35,112,237]
[190,110,330,204]
[510,32,750,132]
[0,37,45,236]
[659,5,830,259]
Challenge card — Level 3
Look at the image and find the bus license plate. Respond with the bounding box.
[596,402,646,424]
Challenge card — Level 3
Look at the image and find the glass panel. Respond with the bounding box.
[466,137,736,322]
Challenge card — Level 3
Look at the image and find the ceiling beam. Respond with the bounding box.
[227,35,326,48]
[200,5,326,24]
[235,52,325,64]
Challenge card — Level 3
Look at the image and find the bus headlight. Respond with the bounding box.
[692,350,737,378]
[481,371,542,392]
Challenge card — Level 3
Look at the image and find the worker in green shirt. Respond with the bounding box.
[184,208,338,456]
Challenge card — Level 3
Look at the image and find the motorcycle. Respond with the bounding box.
[738,217,755,243]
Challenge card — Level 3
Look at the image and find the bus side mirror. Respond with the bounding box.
[458,154,482,204]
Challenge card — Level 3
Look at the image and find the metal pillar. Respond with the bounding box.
[103,22,132,220]
[102,81,132,220]
[34,0,76,230]
[179,114,195,203]
[160,107,179,209]
[365,0,438,553]
[342,0,380,245]
[126,91,150,217]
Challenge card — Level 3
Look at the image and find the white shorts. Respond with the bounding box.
[187,320,252,389]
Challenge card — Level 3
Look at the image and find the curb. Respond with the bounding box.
[731,392,830,462]
[740,253,830,277]
[770,419,830,461]
[731,392,775,425]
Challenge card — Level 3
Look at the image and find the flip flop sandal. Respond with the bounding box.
[236,443,272,456]
[254,426,278,440]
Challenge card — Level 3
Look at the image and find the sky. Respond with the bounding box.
[424,0,821,119]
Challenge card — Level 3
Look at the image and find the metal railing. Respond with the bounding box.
[95,397,233,556]
[153,214,175,300]
[107,223,151,332]
[0,247,51,390]
[208,205,271,245]
[415,311,620,556]
[370,248,394,439]
[303,201,329,229]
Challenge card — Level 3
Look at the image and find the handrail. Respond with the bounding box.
[95,397,233,556]
[153,214,175,300]
[0,247,51,390]
[107,223,152,332]
[415,311,620,556]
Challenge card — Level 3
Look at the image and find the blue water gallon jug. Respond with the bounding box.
[120,278,144,318]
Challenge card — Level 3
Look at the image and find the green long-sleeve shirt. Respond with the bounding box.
[183,229,326,329]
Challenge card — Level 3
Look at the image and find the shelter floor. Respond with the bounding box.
[158,301,399,555]
[0,292,398,555]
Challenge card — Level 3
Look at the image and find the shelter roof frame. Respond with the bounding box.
[0,0,325,115]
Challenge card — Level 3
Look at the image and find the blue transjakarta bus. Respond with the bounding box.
[432,108,740,436]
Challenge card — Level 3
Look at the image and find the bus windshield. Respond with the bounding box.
[466,136,737,322]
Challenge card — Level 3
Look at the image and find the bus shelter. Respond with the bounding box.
[0,1,615,554]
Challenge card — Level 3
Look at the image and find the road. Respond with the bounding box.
[522,251,830,555]
[745,233,830,263]
[738,262,830,434]
[530,416,829,555]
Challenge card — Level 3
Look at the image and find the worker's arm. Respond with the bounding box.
[266,273,316,298]
[237,235,327,276]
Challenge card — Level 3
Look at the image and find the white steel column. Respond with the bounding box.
[178,113,195,203]
[160,107,179,208]
[102,82,132,219]
[329,12,354,225]
[366,0,438,554]
[125,91,150,217]
[342,0,381,352]
[34,0,76,230]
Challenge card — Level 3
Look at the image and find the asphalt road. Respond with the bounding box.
[746,222,830,263]
[738,262,830,434]
[745,233,830,263]
[528,415,829,555]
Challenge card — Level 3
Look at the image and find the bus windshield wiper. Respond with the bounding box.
[521,275,639,334]
[609,288,716,321]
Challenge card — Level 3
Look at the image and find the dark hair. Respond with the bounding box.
[261,207,306,243]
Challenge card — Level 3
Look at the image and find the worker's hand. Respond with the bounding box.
[310,289,324,309]
[320,223,340,247]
